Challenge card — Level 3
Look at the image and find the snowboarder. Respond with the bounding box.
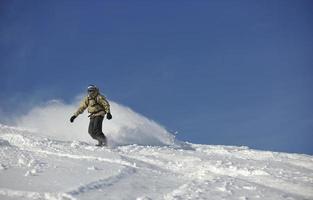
[70,85,112,146]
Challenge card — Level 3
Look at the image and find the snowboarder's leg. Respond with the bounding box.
[88,117,97,139]
[88,116,107,146]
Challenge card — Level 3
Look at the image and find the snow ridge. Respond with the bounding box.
[0,124,313,200]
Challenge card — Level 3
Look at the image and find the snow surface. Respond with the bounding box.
[0,124,313,200]
[0,99,312,200]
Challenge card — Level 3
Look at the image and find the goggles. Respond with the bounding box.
[87,85,97,93]
[88,89,96,93]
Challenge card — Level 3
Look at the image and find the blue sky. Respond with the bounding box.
[1,0,312,154]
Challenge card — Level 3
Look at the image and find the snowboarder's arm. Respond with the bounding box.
[74,96,89,116]
[97,95,111,114]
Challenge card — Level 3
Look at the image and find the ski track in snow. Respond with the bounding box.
[0,124,313,200]
[67,166,136,197]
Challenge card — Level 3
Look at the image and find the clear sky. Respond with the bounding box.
[1,0,312,154]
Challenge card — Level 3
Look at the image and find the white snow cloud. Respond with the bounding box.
[13,96,176,147]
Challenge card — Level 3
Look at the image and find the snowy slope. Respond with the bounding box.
[0,124,312,200]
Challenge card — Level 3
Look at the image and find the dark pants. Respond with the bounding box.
[88,116,107,143]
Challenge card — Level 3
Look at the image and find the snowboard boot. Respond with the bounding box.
[95,140,104,147]
[95,136,107,147]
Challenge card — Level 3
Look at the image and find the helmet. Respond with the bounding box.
[87,84,98,93]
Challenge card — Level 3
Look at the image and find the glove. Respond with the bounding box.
[106,112,112,120]
[70,115,76,123]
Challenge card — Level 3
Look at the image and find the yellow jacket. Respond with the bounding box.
[74,94,110,117]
